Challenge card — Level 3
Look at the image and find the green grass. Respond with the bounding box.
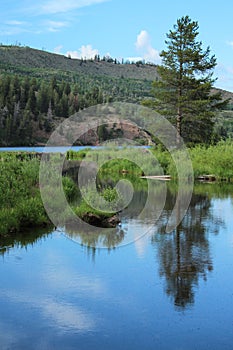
[0,152,122,236]
[0,154,81,236]
[189,140,233,180]
[1,139,232,236]
[0,155,50,236]
[75,184,122,215]
[66,140,233,181]
[66,146,164,176]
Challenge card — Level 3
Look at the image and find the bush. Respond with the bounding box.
[62,176,79,201]
[0,155,50,236]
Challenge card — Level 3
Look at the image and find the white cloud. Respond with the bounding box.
[54,45,63,54]
[135,30,150,50]
[42,299,96,331]
[126,56,143,62]
[144,46,160,63]
[0,289,96,333]
[45,20,68,32]
[0,19,30,36]
[40,0,108,14]
[66,44,99,59]
[5,20,26,26]
[0,27,28,36]
[135,30,160,64]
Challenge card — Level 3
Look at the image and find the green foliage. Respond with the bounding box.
[189,140,233,179]
[214,110,233,140]
[78,183,123,213]
[73,185,121,226]
[0,45,160,146]
[66,148,90,160]
[143,16,228,145]
[0,72,153,146]
[65,146,174,177]
[0,154,81,236]
[62,176,79,202]
[70,141,233,180]
[101,186,118,203]
[97,124,108,142]
[15,197,48,227]
[0,44,232,146]
[1,140,233,236]
[0,155,50,236]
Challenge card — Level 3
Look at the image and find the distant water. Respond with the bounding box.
[0,145,150,153]
[0,146,94,153]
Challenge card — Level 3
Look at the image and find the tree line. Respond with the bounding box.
[0,67,155,146]
[0,75,106,145]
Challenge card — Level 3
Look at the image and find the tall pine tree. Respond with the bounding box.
[143,16,228,145]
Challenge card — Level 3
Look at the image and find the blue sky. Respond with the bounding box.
[0,0,233,91]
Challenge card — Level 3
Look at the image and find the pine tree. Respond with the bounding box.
[26,87,37,116]
[0,76,11,106]
[37,83,49,114]
[143,16,228,145]
[64,82,71,96]
[21,77,30,109]
[11,75,21,103]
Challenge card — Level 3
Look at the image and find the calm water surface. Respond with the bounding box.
[0,146,92,153]
[0,183,233,350]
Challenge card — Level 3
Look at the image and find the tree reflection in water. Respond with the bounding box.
[65,223,125,251]
[152,184,227,310]
[0,226,53,257]
[0,172,230,310]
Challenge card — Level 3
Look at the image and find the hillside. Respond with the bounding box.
[0,45,159,81]
[0,45,233,146]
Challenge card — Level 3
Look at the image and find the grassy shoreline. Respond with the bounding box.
[0,153,122,237]
[1,140,232,237]
[67,140,233,181]
[0,155,50,236]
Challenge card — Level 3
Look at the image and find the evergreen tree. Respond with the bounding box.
[26,87,37,115]
[11,75,21,103]
[97,123,108,142]
[0,76,11,106]
[64,82,71,95]
[50,76,58,91]
[37,83,49,113]
[19,109,33,144]
[5,115,13,144]
[143,16,228,145]
[60,93,69,118]
[21,77,30,109]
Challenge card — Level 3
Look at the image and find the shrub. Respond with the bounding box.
[62,176,79,202]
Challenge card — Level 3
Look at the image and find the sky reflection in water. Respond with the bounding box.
[0,184,233,350]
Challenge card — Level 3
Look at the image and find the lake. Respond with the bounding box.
[0,146,93,153]
[0,182,233,349]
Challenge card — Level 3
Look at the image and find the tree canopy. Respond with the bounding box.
[143,15,228,145]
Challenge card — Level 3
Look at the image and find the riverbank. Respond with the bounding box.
[0,155,50,236]
[67,140,233,181]
[0,154,121,237]
[1,140,233,237]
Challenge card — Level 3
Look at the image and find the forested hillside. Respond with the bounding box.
[0,45,232,146]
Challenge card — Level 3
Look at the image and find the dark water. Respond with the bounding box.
[0,183,233,350]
